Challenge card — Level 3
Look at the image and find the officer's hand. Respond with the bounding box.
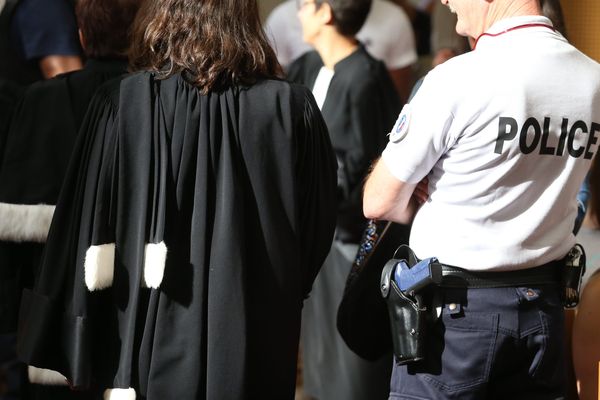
[413,177,429,205]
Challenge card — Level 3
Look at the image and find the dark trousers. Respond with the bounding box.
[389,285,566,400]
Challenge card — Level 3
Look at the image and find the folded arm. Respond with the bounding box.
[363,158,428,224]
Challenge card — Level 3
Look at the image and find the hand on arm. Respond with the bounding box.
[363,158,428,224]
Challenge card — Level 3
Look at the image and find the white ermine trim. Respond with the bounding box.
[103,387,136,400]
[27,366,68,385]
[143,241,167,289]
[84,243,115,291]
[0,203,55,242]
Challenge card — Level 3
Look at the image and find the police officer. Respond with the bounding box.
[363,0,600,398]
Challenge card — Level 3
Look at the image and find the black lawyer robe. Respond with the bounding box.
[17,72,338,399]
[0,59,128,333]
[287,47,401,243]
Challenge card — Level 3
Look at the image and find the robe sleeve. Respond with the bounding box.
[17,80,121,389]
[293,84,338,297]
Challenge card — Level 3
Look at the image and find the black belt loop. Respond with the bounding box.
[438,260,563,288]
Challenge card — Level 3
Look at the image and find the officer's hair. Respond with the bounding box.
[321,0,372,37]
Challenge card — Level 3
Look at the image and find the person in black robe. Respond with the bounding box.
[17,0,338,399]
[0,0,143,397]
[287,0,401,399]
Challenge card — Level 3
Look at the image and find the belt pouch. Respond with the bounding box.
[381,259,427,364]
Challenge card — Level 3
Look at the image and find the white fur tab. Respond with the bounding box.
[0,202,55,243]
[143,241,167,289]
[103,387,136,400]
[84,243,115,291]
[27,366,68,385]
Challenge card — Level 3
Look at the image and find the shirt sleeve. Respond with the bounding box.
[11,0,81,60]
[381,67,456,183]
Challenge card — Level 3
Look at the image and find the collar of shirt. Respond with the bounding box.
[475,15,555,50]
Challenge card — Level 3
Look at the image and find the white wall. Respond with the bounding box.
[259,0,283,22]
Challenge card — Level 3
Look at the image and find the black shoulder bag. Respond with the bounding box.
[336,220,410,361]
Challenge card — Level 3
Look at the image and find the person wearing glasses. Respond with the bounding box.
[287,0,401,399]
[266,0,417,102]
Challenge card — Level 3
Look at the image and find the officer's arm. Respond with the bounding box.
[363,158,423,224]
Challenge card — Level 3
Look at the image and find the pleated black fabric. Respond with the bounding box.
[18,72,337,399]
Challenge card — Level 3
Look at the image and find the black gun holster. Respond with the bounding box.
[380,246,431,365]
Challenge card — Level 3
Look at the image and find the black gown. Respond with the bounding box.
[0,59,128,334]
[287,47,401,400]
[17,72,338,399]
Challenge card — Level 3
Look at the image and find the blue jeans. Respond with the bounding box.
[389,285,565,400]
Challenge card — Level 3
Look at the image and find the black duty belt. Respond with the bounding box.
[438,260,563,288]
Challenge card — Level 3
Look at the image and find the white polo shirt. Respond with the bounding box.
[382,16,600,271]
[265,0,417,69]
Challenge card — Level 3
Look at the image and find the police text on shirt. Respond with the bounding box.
[495,116,600,159]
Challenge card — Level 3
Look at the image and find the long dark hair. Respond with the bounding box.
[129,0,283,93]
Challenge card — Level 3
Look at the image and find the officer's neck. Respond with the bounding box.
[481,0,543,36]
[313,30,359,70]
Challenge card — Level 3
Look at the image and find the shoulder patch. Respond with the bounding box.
[389,104,411,143]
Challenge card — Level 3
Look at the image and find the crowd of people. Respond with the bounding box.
[0,0,599,399]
